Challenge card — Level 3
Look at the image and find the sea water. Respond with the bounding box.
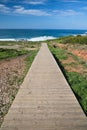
[0,29,87,41]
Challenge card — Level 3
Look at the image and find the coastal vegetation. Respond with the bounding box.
[0,35,87,126]
[0,48,29,60]
[50,35,87,45]
[0,41,40,126]
[48,35,87,115]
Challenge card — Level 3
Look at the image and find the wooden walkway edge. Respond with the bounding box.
[0,43,87,130]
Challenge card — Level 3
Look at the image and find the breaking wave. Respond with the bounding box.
[0,36,56,42]
[0,39,16,41]
[28,36,56,41]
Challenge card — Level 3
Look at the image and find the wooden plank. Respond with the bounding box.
[1,43,87,130]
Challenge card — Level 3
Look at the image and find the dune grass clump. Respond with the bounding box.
[58,35,87,44]
[0,48,29,60]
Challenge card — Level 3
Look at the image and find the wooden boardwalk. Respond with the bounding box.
[1,43,87,130]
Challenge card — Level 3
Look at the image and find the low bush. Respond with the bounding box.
[0,48,29,60]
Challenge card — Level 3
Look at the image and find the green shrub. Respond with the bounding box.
[49,43,87,115]
[0,48,29,60]
[49,44,68,60]
[67,72,87,114]
[60,36,87,44]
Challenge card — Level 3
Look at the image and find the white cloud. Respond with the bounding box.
[0,4,50,16]
[53,9,82,16]
[63,0,79,2]
[0,0,46,5]
[24,0,46,5]
[13,5,50,16]
[0,4,10,13]
[0,4,83,17]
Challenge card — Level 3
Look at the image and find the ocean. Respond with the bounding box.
[0,29,87,41]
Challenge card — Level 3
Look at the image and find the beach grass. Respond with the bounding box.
[49,35,87,45]
[0,48,29,60]
[48,36,87,115]
[0,41,41,47]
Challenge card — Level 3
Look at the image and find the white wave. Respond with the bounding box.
[78,33,87,36]
[73,33,87,37]
[81,34,87,36]
[0,36,56,42]
[0,38,16,41]
[81,32,87,36]
[28,36,56,42]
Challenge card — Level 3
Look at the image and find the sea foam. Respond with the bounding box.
[28,36,56,42]
[0,39,16,41]
[0,36,56,42]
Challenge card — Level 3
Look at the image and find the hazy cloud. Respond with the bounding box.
[62,0,79,2]
[24,0,46,5]
[0,3,50,16]
[0,0,46,5]
[0,3,83,17]
[0,4,10,13]
[13,5,50,16]
[53,9,82,16]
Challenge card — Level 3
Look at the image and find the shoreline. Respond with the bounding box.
[0,36,56,42]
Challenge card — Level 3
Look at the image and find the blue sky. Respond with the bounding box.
[0,0,87,29]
